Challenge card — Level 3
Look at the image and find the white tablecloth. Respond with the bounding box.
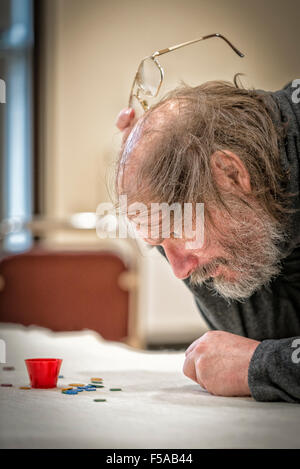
[0,323,300,449]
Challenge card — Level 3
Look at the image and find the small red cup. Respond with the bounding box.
[25,358,62,389]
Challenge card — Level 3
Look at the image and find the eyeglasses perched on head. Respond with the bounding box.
[128,33,244,117]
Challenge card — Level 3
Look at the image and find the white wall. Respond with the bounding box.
[40,0,300,343]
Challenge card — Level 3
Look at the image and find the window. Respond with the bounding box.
[0,0,34,252]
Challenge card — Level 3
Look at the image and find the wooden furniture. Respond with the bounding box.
[0,247,140,346]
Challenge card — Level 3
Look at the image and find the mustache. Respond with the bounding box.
[190,257,229,282]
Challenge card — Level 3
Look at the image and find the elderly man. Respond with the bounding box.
[116,79,300,403]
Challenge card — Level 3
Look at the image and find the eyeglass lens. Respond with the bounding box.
[136,57,162,97]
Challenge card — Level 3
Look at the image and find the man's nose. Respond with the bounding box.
[162,241,198,280]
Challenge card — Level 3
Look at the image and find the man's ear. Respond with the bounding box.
[210,150,251,194]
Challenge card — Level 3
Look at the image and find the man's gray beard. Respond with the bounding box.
[189,205,288,303]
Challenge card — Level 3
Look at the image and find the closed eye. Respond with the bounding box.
[143,237,164,246]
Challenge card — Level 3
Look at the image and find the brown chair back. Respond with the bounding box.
[0,249,130,342]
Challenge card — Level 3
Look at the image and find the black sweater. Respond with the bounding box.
[158,81,300,402]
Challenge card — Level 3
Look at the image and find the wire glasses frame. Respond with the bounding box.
[128,33,245,114]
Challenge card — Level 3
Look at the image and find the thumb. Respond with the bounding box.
[116,108,135,131]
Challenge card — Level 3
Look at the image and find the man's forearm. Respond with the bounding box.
[248,337,300,402]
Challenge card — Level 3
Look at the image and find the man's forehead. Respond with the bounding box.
[123,100,180,161]
[118,99,181,192]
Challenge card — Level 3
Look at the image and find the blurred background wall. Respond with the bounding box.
[1,0,300,346]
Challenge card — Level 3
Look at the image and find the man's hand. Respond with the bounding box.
[183,331,260,397]
[116,108,136,144]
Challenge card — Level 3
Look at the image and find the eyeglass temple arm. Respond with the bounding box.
[152,33,244,58]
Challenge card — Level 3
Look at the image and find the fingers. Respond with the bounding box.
[194,357,206,390]
[185,337,201,356]
[183,354,197,383]
[183,348,206,390]
[116,108,135,131]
